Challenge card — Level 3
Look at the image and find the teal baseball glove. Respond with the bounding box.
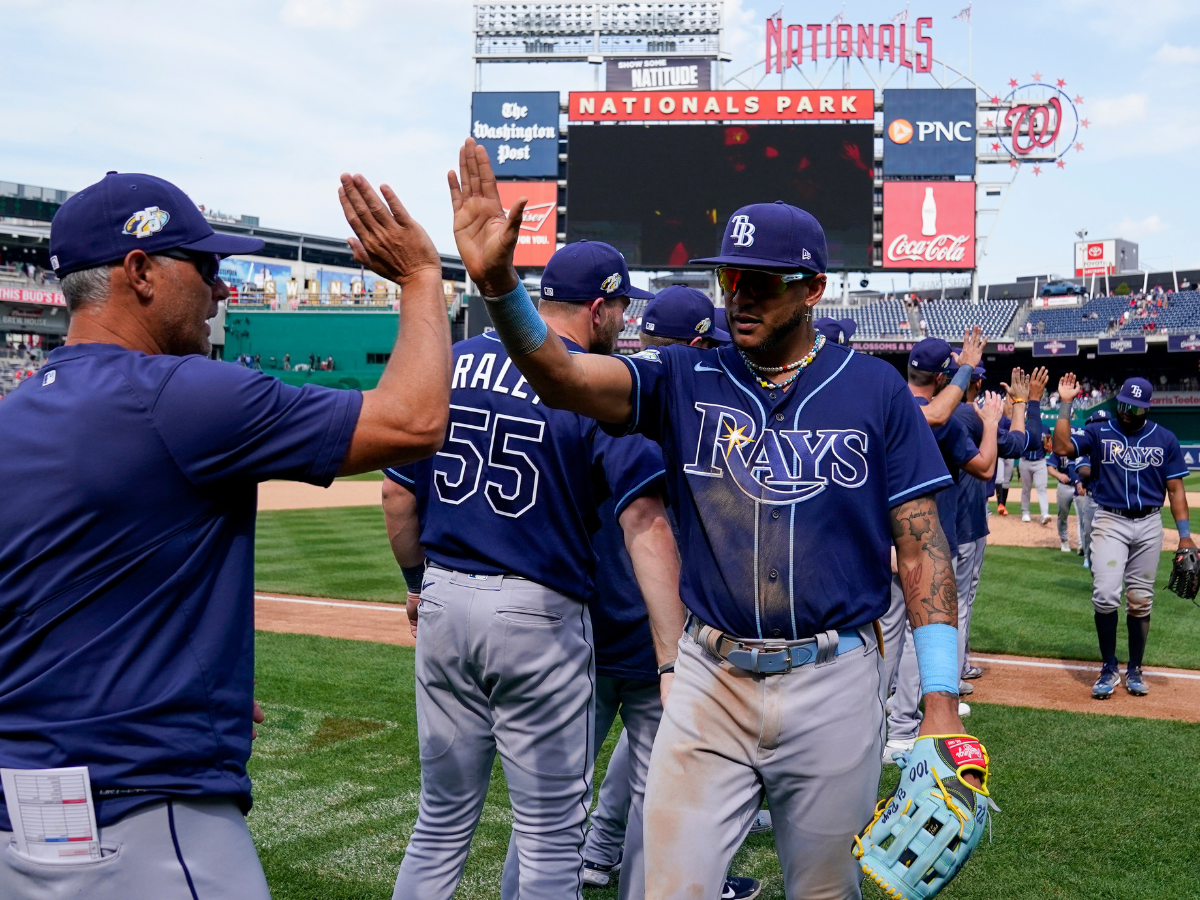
[853,735,992,900]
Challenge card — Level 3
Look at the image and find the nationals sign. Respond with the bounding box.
[882,182,975,270]
[496,181,558,267]
[569,89,873,122]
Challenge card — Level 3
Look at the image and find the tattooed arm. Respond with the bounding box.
[890,494,971,743]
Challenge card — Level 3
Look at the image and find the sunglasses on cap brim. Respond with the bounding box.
[1116,402,1147,416]
[716,266,814,298]
[157,248,221,285]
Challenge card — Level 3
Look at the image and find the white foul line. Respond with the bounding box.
[254,593,405,613]
[972,655,1200,682]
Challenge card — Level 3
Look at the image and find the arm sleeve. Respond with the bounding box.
[598,349,673,443]
[886,385,953,507]
[151,357,362,487]
[1164,433,1189,480]
[1071,423,1096,459]
[384,464,418,489]
[594,431,668,517]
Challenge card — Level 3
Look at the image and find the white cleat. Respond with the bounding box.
[748,809,773,834]
[1061,540,1071,552]
[1041,514,1053,526]
[1021,514,1032,522]
[883,738,915,765]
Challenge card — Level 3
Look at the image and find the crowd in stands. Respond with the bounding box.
[0,345,45,398]
[233,352,335,372]
[1023,290,1200,339]
[0,262,58,286]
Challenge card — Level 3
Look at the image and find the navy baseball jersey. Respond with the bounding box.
[1071,420,1188,510]
[915,396,978,553]
[953,401,1040,545]
[605,341,951,640]
[0,344,361,829]
[1047,450,1082,483]
[385,332,665,604]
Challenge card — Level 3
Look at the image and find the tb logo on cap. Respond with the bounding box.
[730,215,755,247]
[123,206,170,238]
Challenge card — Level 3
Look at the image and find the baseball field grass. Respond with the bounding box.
[250,630,1200,900]
[254,507,1200,669]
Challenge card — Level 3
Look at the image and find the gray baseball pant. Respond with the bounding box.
[642,629,883,900]
[995,457,1014,487]
[1019,458,1049,518]
[955,536,987,677]
[1089,509,1163,617]
[393,566,595,900]
[0,798,269,900]
[1056,483,1076,543]
[879,575,908,703]
[583,729,632,868]
[502,675,661,900]
[1077,495,1097,562]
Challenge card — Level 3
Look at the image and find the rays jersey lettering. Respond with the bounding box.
[1100,440,1163,470]
[684,402,867,503]
[1073,421,1188,510]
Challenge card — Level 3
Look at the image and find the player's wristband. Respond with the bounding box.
[950,364,973,393]
[483,280,547,357]
[1178,519,1191,538]
[657,661,676,675]
[912,623,960,697]
[401,563,426,596]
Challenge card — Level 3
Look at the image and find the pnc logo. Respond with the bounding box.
[730,215,755,247]
[887,118,913,144]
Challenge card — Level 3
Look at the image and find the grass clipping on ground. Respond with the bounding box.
[251,632,1200,900]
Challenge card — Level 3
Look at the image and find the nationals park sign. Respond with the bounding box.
[569,89,873,122]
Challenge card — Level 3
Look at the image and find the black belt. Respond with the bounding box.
[1101,506,1159,520]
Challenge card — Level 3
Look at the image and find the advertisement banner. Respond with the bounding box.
[881,181,975,269]
[854,340,1015,354]
[1151,392,1200,407]
[0,287,65,306]
[1032,339,1079,357]
[606,57,711,91]
[471,92,560,177]
[883,89,976,177]
[1179,444,1200,470]
[496,181,558,267]
[1074,239,1115,277]
[1168,333,1200,352]
[219,259,292,295]
[569,89,873,122]
[1097,336,1147,355]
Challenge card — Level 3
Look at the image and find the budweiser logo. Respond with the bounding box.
[886,233,969,263]
[518,201,556,233]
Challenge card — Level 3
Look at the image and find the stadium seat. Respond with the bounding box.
[919,300,1018,339]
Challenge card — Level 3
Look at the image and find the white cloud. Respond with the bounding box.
[1114,215,1169,240]
[280,0,373,30]
[1089,93,1149,126]
[1154,43,1200,64]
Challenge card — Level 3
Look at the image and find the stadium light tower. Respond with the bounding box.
[472,1,726,90]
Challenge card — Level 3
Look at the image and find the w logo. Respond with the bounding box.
[729,215,755,247]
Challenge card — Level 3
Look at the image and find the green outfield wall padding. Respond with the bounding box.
[221,310,398,389]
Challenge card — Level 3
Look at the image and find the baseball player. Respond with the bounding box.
[993,408,1016,517]
[951,366,1046,683]
[380,236,694,900]
[1047,446,1085,553]
[0,171,452,898]
[1019,410,1053,524]
[1053,374,1194,698]
[880,340,1003,760]
[448,139,983,900]
[1075,409,1110,569]
[573,285,759,900]
[813,316,856,346]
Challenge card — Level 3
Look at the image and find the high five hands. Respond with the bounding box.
[449,138,524,297]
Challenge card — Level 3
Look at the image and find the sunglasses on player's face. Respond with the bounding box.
[1116,402,1147,417]
[717,266,812,299]
[158,249,221,285]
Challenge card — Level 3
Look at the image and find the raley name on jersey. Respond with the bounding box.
[683,402,868,503]
[1101,439,1164,470]
[451,351,540,404]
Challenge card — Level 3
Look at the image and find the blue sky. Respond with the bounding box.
[2,0,1196,287]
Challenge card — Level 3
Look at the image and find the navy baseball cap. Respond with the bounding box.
[1116,376,1153,409]
[641,286,729,342]
[540,241,653,303]
[972,365,986,382]
[908,338,953,372]
[691,201,827,274]
[49,172,264,278]
[813,317,856,345]
[1086,409,1111,424]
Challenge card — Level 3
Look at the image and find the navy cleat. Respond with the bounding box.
[962,664,984,680]
[722,876,762,900]
[582,851,622,887]
[1091,663,1121,699]
[1125,665,1149,696]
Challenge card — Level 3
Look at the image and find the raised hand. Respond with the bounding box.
[1058,372,1080,404]
[1000,367,1029,402]
[449,138,524,297]
[1029,366,1050,401]
[338,174,441,286]
[979,390,1004,425]
[952,326,987,370]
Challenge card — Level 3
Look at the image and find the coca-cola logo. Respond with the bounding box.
[887,233,970,263]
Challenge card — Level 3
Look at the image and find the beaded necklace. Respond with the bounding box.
[738,333,826,390]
